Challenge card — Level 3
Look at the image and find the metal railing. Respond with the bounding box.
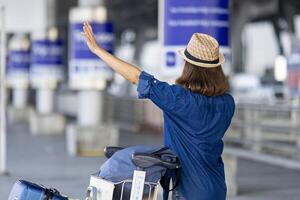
[226,101,300,169]
[56,90,300,169]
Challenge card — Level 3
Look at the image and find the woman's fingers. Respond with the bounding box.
[87,22,94,34]
[83,24,89,35]
[81,29,93,46]
[82,23,89,35]
[81,31,90,43]
[83,22,94,39]
[83,26,93,42]
[84,22,92,33]
[81,22,100,53]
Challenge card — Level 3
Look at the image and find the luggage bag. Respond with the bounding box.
[8,180,68,200]
[85,146,181,200]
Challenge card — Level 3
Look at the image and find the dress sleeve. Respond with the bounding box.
[137,71,186,112]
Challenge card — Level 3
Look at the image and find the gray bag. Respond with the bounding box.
[98,145,179,183]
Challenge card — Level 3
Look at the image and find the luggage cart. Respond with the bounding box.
[86,175,159,200]
[85,147,180,200]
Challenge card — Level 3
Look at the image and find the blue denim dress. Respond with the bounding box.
[137,71,235,200]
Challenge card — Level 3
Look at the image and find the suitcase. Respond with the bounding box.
[8,180,68,200]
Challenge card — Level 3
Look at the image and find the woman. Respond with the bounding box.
[82,22,235,200]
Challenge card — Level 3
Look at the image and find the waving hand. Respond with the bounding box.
[81,22,141,84]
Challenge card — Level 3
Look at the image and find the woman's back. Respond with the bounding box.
[138,71,235,200]
[163,88,235,200]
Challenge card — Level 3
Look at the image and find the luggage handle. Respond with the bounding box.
[85,186,94,200]
[104,146,177,160]
[44,187,61,200]
[104,146,124,158]
[132,153,180,170]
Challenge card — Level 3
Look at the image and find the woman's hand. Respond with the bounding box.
[81,22,141,84]
[81,22,100,54]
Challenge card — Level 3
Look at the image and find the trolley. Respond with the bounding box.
[85,146,180,200]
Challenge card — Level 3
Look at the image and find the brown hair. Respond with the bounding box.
[176,62,229,96]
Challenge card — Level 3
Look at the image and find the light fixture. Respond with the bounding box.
[274,55,287,82]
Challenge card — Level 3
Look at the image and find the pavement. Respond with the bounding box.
[230,158,300,200]
[1,123,300,199]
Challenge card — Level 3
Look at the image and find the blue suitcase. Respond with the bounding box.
[8,180,68,200]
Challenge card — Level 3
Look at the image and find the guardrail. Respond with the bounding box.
[226,102,300,168]
[56,91,300,165]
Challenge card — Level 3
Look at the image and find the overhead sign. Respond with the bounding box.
[161,0,230,77]
[69,22,114,90]
[7,50,30,71]
[30,39,64,89]
[7,49,30,88]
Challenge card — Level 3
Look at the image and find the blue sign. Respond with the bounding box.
[30,38,64,87]
[70,22,114,59]
[32,39,63,66]
[164,0,229,47]
[69,22,115,89]
[166,51,176,67]
[162,0,230,75]
[7,50,30,72]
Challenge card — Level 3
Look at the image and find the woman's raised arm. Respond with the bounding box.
[81,22,141,84]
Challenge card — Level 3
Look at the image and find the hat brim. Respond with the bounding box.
[178,49,225,68]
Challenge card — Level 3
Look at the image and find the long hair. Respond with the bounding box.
[176,62,229,96]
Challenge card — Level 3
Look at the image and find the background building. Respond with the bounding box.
[1,0,300,199]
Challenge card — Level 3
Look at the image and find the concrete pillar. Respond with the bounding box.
[6,34,31,123]
[29,28,65,135]
[12,88,27,109]
[223,154,238,197]
[231,1,250,72]
[36,89,54,115]
[78,90,102,126]
[66,1,118,156]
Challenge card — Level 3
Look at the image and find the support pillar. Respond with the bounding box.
[78,90,102,126]
[66,1,118,156]
[30,88,65,135]
[36,89,54,115]
[29,29,66,135]
[6,34,31,123]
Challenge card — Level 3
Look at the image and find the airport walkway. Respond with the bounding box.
[1,123,300,199]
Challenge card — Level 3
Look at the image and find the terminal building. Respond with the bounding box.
[0,0,300,199]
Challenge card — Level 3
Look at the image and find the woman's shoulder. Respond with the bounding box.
[222,93,235,103]
[186,91,235,108]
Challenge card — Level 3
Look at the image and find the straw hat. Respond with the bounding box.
[178,33,225,68]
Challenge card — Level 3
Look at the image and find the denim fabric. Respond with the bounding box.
[137,71,235,200]
[173,188,186,200]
